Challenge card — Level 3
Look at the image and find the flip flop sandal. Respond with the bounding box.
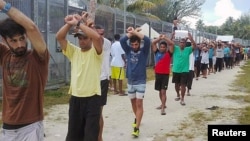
[180,101,186,106]
[161,110,166,115]
[119,93,127,96]
[175,97,180,101]
[156,105,167,110]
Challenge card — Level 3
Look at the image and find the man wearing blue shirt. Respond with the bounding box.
[120,27,150,138]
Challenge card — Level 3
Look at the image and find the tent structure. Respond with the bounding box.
[139,23,160,39]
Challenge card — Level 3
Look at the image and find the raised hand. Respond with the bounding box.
[127,27,134,33]
[65,14,78,26]
[80,11,94,27]
[135,27,142,32]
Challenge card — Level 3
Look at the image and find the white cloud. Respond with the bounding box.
[183,0,242,29]
[205,0,242,26]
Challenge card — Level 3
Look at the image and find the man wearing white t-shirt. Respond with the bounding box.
[95,25,111,141]
[110,34,127,96]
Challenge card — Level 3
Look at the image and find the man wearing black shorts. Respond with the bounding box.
[171,33,196,106]
[151,34,174,115]
[95,25,112,141]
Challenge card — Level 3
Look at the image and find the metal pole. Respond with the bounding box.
[123,0,126,34]
[45,0,51,81]
[64,0,69,84]
[32,0,38,24]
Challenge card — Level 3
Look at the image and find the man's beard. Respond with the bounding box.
[9,45,27,56]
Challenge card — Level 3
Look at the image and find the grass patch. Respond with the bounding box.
[231,61,250,93]
[231,61,250,124]
[161,60,250,140]
[203,94,221,98]
[43,86,71,108]
[239,106,250,124]
[163,108,239,141]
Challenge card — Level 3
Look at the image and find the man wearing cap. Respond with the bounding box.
[171,33,196,106]
[56,12,103,141]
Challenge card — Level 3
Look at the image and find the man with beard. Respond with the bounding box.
[120,27,150,138]
[0,0,50,141]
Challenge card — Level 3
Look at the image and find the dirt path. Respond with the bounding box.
[44,63,248,141]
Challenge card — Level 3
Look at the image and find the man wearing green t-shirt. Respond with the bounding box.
[171,33,196,106]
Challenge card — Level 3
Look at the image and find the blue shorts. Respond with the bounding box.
[127,84,146,99]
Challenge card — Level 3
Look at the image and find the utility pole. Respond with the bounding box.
[123,0,126,35]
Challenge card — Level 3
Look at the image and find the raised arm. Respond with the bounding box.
[187,32,196,50]
[56,18,72,51]
[151,37,161,53]
[160,34,174,53]
[0,0,47,57]
[132,27,145,39]
[56,12,103,54]
[80,12,103,54]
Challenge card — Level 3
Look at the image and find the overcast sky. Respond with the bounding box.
[185,0,250,28]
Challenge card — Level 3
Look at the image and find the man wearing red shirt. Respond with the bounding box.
[151,34,174,115]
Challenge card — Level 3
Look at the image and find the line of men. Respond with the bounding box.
[0,3,246,141]
[0,2,195,139]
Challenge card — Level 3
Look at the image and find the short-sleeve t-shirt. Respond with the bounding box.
[172,45,192,73]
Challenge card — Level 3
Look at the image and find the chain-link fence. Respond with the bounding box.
[0,0,249,93]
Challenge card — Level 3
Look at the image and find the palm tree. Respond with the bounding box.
[195,19,205,31]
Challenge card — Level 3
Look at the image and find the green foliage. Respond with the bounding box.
[126,0,160,13]
[196,19,205,30]
[232,61,250,93]
[239,106,250,124]
[203,13,250,39]
[43,86,71,108]
[151,0,205,23]
[231,61,250,124]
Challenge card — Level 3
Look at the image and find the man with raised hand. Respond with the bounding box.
[120,26,150,138]
[0,0,49,140]
[56,11,103,141]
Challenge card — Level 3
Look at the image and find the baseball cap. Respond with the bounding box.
[73,30,87,38]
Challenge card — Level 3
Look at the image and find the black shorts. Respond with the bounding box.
[194,60,201,67]
[172,72,189,85]
[154,73,169,91]
[209,58,213,68]
[201,63,208,71]
[66,95,101,141]
[100,79,109,106]
[173,26,178,31]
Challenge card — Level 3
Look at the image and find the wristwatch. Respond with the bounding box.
[1,3,11,13]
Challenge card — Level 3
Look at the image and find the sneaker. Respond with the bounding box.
[132,118,136,128]
[132,123,136,128]
[132,127,139,137]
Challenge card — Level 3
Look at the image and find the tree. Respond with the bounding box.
[195,19,205,30]
[152,0,205,24]
[126,0,164,14]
